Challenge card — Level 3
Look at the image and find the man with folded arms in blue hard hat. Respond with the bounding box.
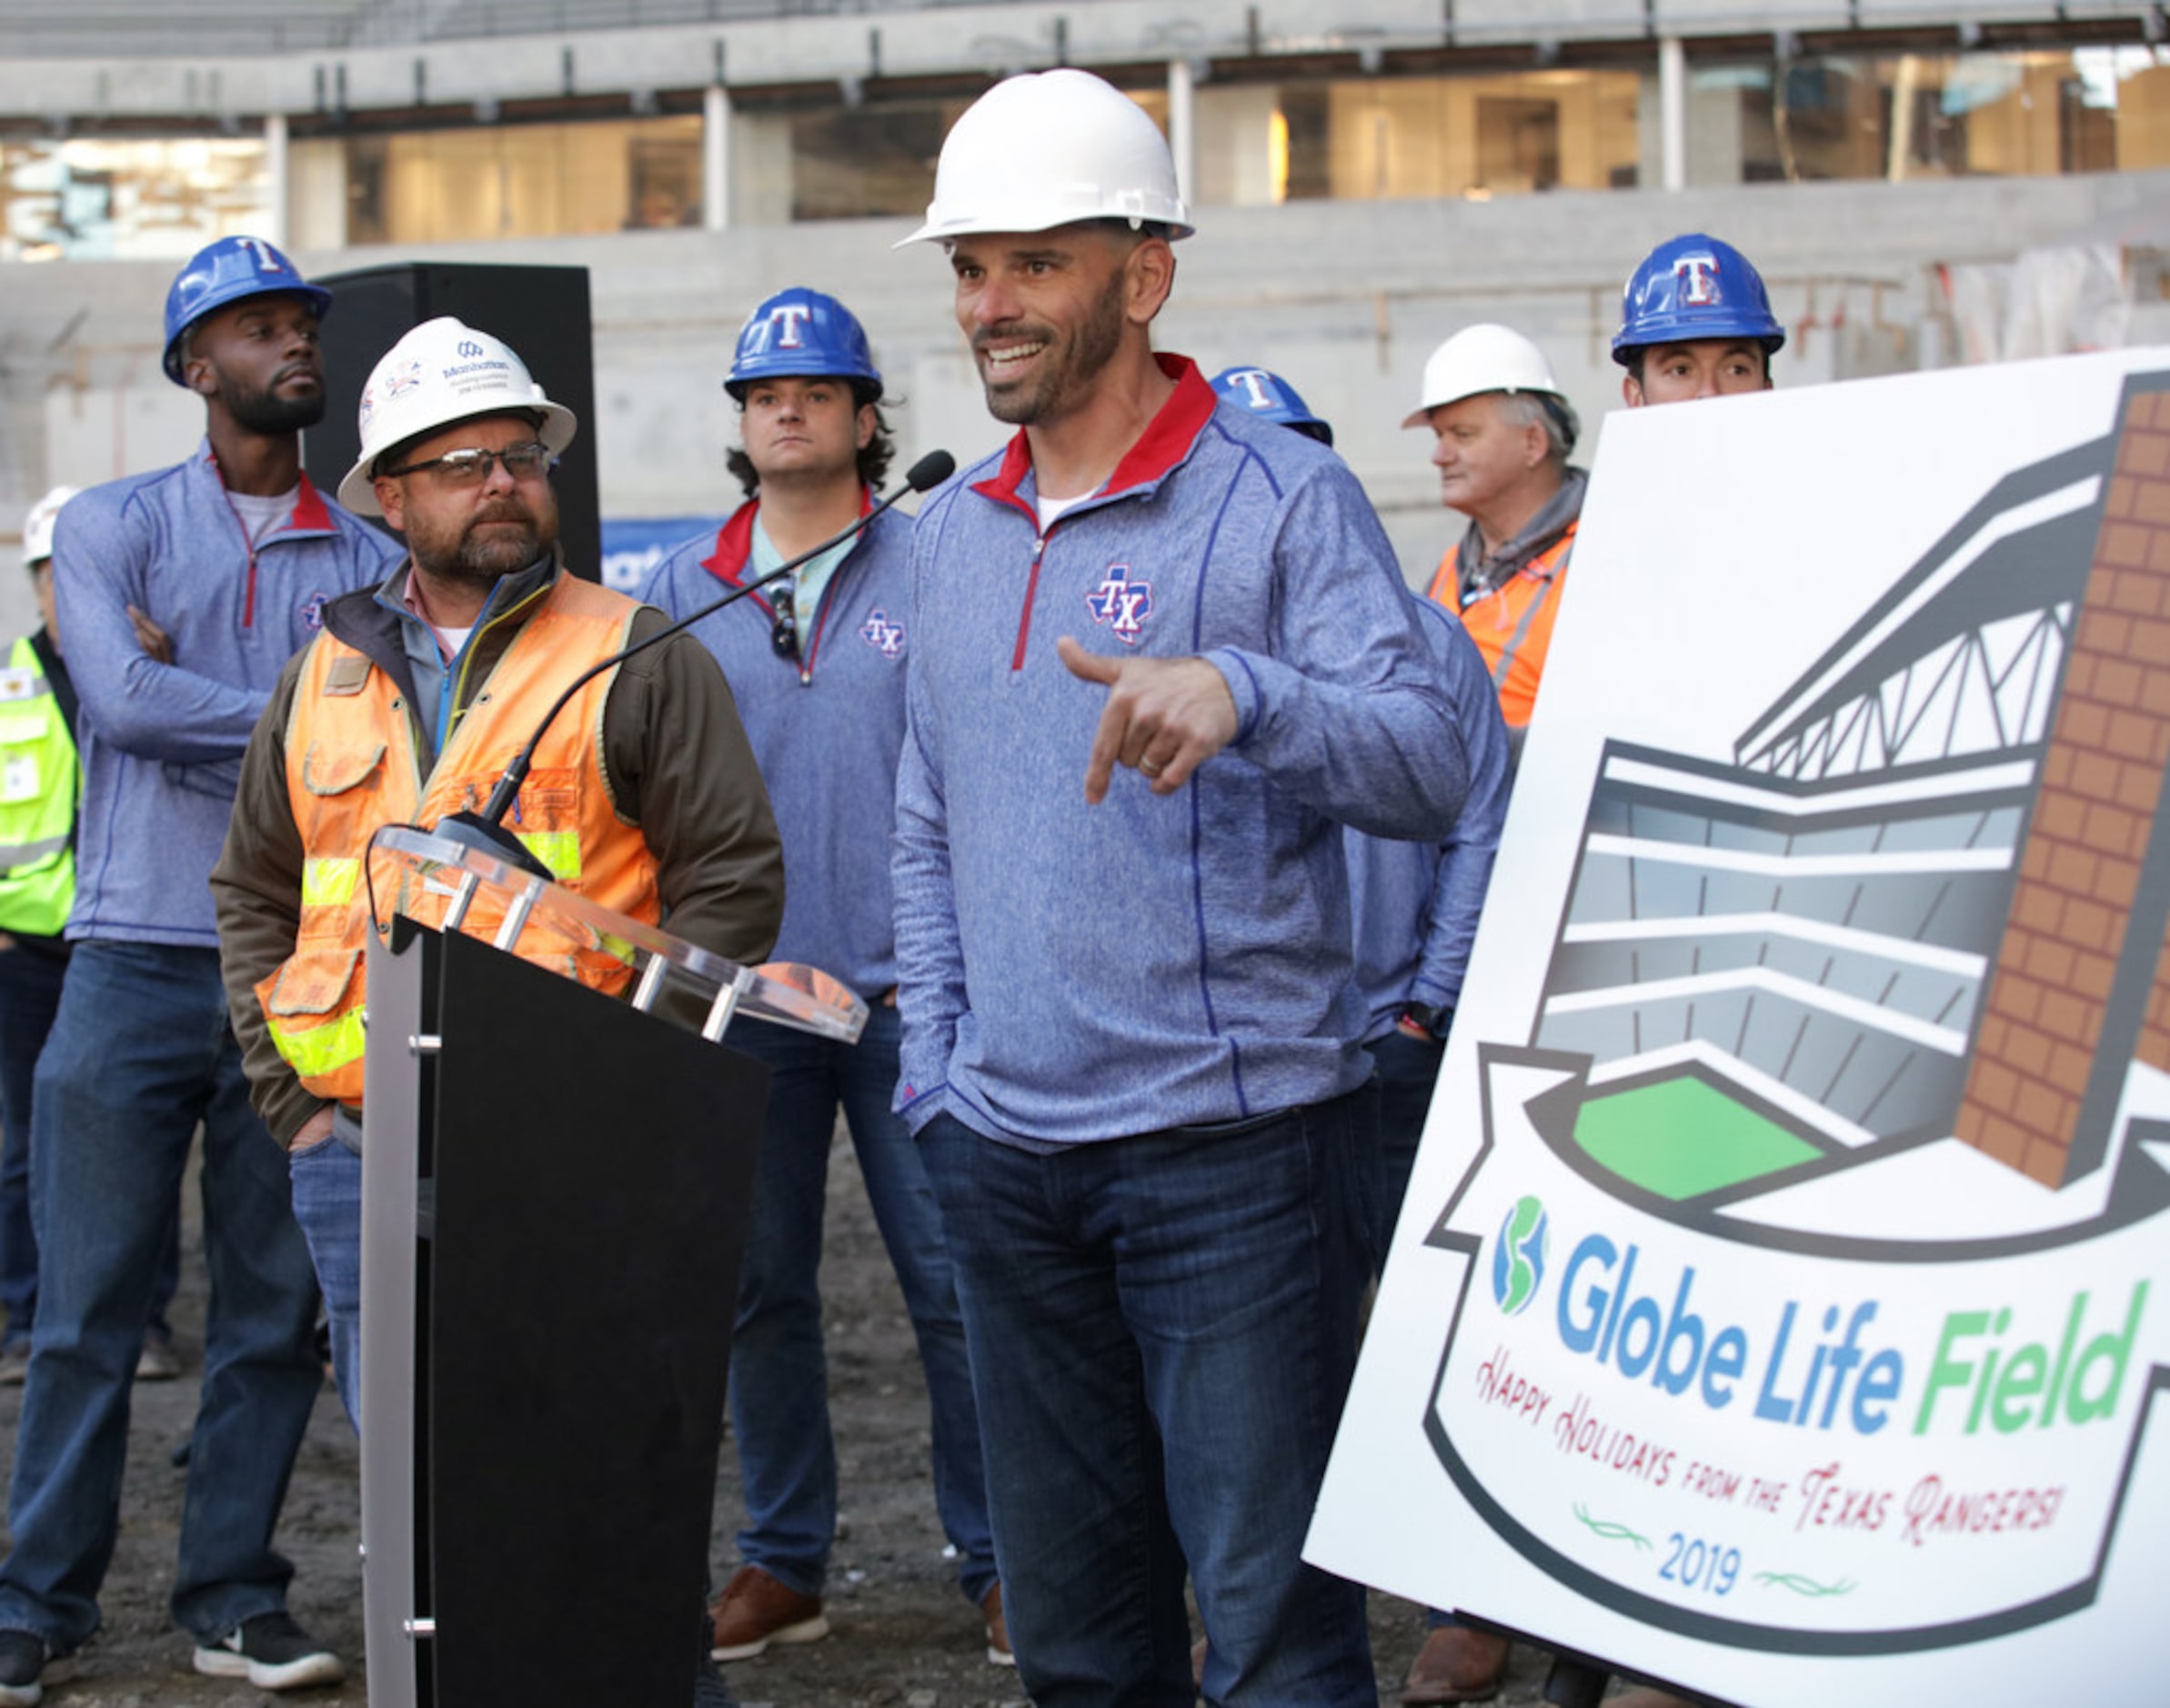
[0,236,399,1707]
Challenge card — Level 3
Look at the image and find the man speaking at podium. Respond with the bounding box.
[210,315,784,1425]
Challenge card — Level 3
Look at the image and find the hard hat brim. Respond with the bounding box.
[895,208,1196,249]
[1401,387,1580,452]
[724,367,883,404]
[337,400,578,518]
[1610,325,1788,367]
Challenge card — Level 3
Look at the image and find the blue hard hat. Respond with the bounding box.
[1209,366,1333,447]
[727,287,882,402]
[1612,233,1785,367]
[161,236,333,387]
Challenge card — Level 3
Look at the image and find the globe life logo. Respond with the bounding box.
[1492,1196,1549,1317]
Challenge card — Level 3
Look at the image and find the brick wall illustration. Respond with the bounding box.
[1956,386,2170,1186]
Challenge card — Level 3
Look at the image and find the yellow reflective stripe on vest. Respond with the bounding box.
[301,858,361,908]
[517,830,581,881]
[268,1008,367,1082]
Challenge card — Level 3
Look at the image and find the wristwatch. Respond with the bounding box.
[1400,1001,1452,1041]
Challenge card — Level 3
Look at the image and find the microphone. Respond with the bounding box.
[430,448,957,879]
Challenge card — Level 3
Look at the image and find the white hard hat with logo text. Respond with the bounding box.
[899,69,1193,247]
[338,316,577,517]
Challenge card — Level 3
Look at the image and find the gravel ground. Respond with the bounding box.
[0,1133,1606,1706]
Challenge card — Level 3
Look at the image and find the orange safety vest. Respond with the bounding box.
[256,575,661,1104]
[1424,523,1577,731]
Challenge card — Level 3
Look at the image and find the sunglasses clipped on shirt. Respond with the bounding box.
[771,578,799,661]
[380,441,556,485]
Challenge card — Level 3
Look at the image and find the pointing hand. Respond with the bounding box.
[1057,635,1237,804]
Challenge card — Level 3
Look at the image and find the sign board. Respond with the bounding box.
[1310,348,2170,1703]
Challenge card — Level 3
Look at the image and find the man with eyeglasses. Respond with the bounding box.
[211,313,782,1706]
[213,311,782,1412]
[638,286,1005,1668]
[0,236,399,1708]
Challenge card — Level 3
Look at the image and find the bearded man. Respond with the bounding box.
[889,73,1472,1705]
[211,316,781,1708]
[211,314,781,1428]
[0,236,399,1707]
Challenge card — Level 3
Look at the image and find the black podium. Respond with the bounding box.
[356,829,866,1706]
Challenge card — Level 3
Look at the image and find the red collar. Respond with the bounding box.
[701,487,876,587]
[970,354,1217,519]
[203,444,335,535]
[292,472,333,532]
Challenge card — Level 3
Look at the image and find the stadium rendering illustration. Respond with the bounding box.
[1525,370,2170,1219]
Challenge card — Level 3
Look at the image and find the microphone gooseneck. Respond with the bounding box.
[428,450,957,879]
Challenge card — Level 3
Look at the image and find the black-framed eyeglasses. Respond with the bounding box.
[381,441,554,485]
[770,580,799,661]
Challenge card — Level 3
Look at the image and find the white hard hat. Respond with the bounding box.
[338,316,577,517]
[1402,323,1580,450]
[22,487,80,568]
[899,69,1193,248]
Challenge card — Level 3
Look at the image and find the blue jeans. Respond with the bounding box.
[1367,1028,1446,1273]
[725,1006,994,1604]
[288,1134,361,1432]
[0,942,183,1349]
[917,1094,1377,1706]
[0,941,326,1651]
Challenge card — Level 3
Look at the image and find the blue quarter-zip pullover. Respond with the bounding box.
[641,496,910,997]
[892,357,1471,1146]
[53,441,399,946]
[1345,596,1512,1040]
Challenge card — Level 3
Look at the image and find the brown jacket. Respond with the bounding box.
[211,558,785,1147]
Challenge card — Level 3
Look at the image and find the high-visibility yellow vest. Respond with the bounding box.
[257,575,661,1103]
[0,634,76,938]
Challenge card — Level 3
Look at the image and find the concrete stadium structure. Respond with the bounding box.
[4,0,2170,639]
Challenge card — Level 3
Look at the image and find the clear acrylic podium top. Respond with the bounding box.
[367,825,867,1047]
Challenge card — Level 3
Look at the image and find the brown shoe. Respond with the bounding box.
[1606,1692,1693,1708]
[1402,1624,1511,1704]
[708,1564,829,1662]
[981,1582,1015,1667]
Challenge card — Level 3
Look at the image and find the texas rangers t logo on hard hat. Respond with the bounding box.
[1674,254,1723,306]
[1222,369,1281,413]
[235,236,287,275]
[760,304,814,351]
